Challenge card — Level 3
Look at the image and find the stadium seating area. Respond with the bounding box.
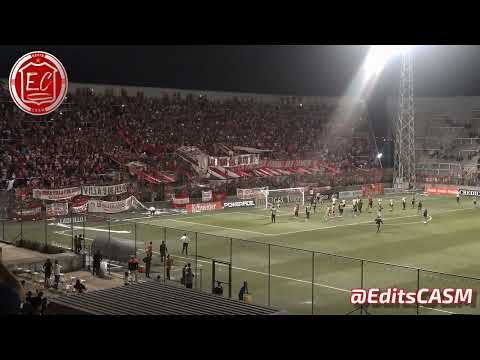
[0,86,377,194]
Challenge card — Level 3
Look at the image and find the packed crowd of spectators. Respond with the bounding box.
[1,86,375,193]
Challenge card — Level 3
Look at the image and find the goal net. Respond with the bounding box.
[258,187,305,209]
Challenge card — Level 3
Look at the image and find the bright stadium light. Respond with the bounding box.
[364,45,417,77]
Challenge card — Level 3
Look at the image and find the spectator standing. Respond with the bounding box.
[159,241,167,263]
[181,264,187,285]
[238,281,248,301]
[166,254,173,280]
[180,233,190,255]
[213,281,223,295]
[128,255,139,282]
[143,254,152,279]
[73,235,79,254]
[185,266,194,289]
[77,234,83,254]
[74,279,86,293]
[145,241,153,258]
[53,260,62,289]
[43,259,53,288]
[92,250,102,276]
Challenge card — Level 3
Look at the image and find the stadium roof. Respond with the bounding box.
[48,281,283,315]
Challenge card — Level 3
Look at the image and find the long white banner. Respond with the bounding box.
[87,196,142,214]
[33,187,81,200]
[81,183,129,197]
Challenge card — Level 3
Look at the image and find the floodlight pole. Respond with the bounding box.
[394,51,416,189]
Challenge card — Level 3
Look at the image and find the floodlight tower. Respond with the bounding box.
[393,51,416,189]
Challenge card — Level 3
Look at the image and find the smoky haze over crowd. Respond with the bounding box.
[1,45,480,137]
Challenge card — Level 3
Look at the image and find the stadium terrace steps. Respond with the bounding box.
[48,281,283,315]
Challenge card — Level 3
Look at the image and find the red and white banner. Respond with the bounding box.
[81,183,128,197]
[425,185,458,196]
[202,190,213,202]
[71,203,88,214]
[172,196,190,205]
[15,207,42,220]
[33,187,81,200]
[46,202,69,217]
[362,183,385,197]
[186,201,222,214]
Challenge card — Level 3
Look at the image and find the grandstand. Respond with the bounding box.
[388,96,480,186]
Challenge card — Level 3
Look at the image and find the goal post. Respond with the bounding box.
[260,187,305,209]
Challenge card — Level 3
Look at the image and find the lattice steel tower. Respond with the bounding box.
[394,52,416,188]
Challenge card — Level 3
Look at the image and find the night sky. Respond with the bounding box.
[2,45,480,137]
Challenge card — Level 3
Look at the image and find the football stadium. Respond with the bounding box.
[2,45,480,315]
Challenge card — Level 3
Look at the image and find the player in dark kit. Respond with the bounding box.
[305,204,311,220]
[402,197,406,210]
[417,200,422,214]
[423,208,428,224]
[368,196,373,213]
[271,206,277,223]
[411,195,416,209]
[313,199,317,213]
[456,191,460,205]
[358,199,363,214]
[375,216,383,233]
[294,204,299,217]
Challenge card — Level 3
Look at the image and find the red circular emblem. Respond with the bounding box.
[9,51,68,116]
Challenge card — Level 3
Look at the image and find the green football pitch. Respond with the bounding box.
[5,193,480,315]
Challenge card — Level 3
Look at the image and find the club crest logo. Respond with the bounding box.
[9,51,68,116]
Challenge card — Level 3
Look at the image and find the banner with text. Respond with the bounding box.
[81,183,128,197]
[87,196,142,214]
[15,207,42,220]
[202,190,213,202]
[425,184,458,196]
[186,201,223,214]
[46,202,69,217]
[33,187,81,200]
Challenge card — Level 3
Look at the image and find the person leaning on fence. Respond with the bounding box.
[180,234,190,255]
[128,255,139,282]
[166,255,173,280]
[160,241,167,263]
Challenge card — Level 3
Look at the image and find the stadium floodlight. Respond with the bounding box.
[364,45,417,77]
